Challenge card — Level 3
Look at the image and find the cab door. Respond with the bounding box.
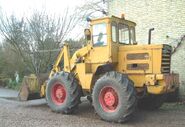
[88,22,110,64]
[111,22,119,63]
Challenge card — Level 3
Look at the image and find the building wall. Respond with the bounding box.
[108,0,185,97]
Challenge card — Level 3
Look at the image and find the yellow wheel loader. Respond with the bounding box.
[19,15,179,123]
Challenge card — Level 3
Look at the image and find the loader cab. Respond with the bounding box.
[86,16,137,64]
[88,15,137,47]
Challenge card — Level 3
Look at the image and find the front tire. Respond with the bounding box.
[92,71,137,123]
[46,71,82,114]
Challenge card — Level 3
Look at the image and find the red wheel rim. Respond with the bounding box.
[99,86,119,112]
[51,82,66,105]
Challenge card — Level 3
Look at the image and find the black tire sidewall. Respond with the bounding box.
[46,76,70,112]
[93,79,124,120]
[93,72,136,122]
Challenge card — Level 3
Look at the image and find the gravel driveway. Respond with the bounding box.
[0,98,185,127]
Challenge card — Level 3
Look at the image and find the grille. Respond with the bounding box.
[161,45,172,73]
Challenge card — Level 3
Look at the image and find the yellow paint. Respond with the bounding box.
[76,63,93,90]
[147,85,166,94]
[40,82,46,97]
[26,74,39,93]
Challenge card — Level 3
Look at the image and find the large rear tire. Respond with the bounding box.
[138,94,166,110]
[92,71,137,123]
[46,71,82,114]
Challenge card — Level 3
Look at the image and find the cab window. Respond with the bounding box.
[112,22,117,42]
[119,24,129,44]
[92,23,107,46]
[130,27,135,44]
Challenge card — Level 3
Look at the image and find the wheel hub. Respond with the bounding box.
[99,86,119,112]
[51,83,66,105]
[104,91,116,106]
[56,86,64,99]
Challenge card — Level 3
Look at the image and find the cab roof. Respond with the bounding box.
[90,15,136,27]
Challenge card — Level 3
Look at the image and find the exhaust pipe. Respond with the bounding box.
[148,28,155,45]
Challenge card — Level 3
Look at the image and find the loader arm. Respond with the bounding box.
[49,43,71,78]
[50,43,92,78]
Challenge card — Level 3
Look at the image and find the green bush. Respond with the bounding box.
[7,79,22,90]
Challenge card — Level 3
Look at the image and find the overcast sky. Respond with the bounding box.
[0,0,87,39]
[0,0,85,16]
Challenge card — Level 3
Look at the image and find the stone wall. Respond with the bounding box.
[108,0,185,97]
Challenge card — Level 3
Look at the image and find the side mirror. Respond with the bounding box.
[84,29,91,41]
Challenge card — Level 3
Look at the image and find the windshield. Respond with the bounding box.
[92,23,107,46]
[119,24,129,44]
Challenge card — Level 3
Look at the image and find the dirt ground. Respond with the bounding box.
[0,98,185,127]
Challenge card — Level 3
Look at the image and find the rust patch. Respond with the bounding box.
[164,74,179,92]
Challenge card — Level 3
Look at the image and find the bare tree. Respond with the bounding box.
[26,9,83,74]
[78,0,108,18]
[0,8,83,75]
